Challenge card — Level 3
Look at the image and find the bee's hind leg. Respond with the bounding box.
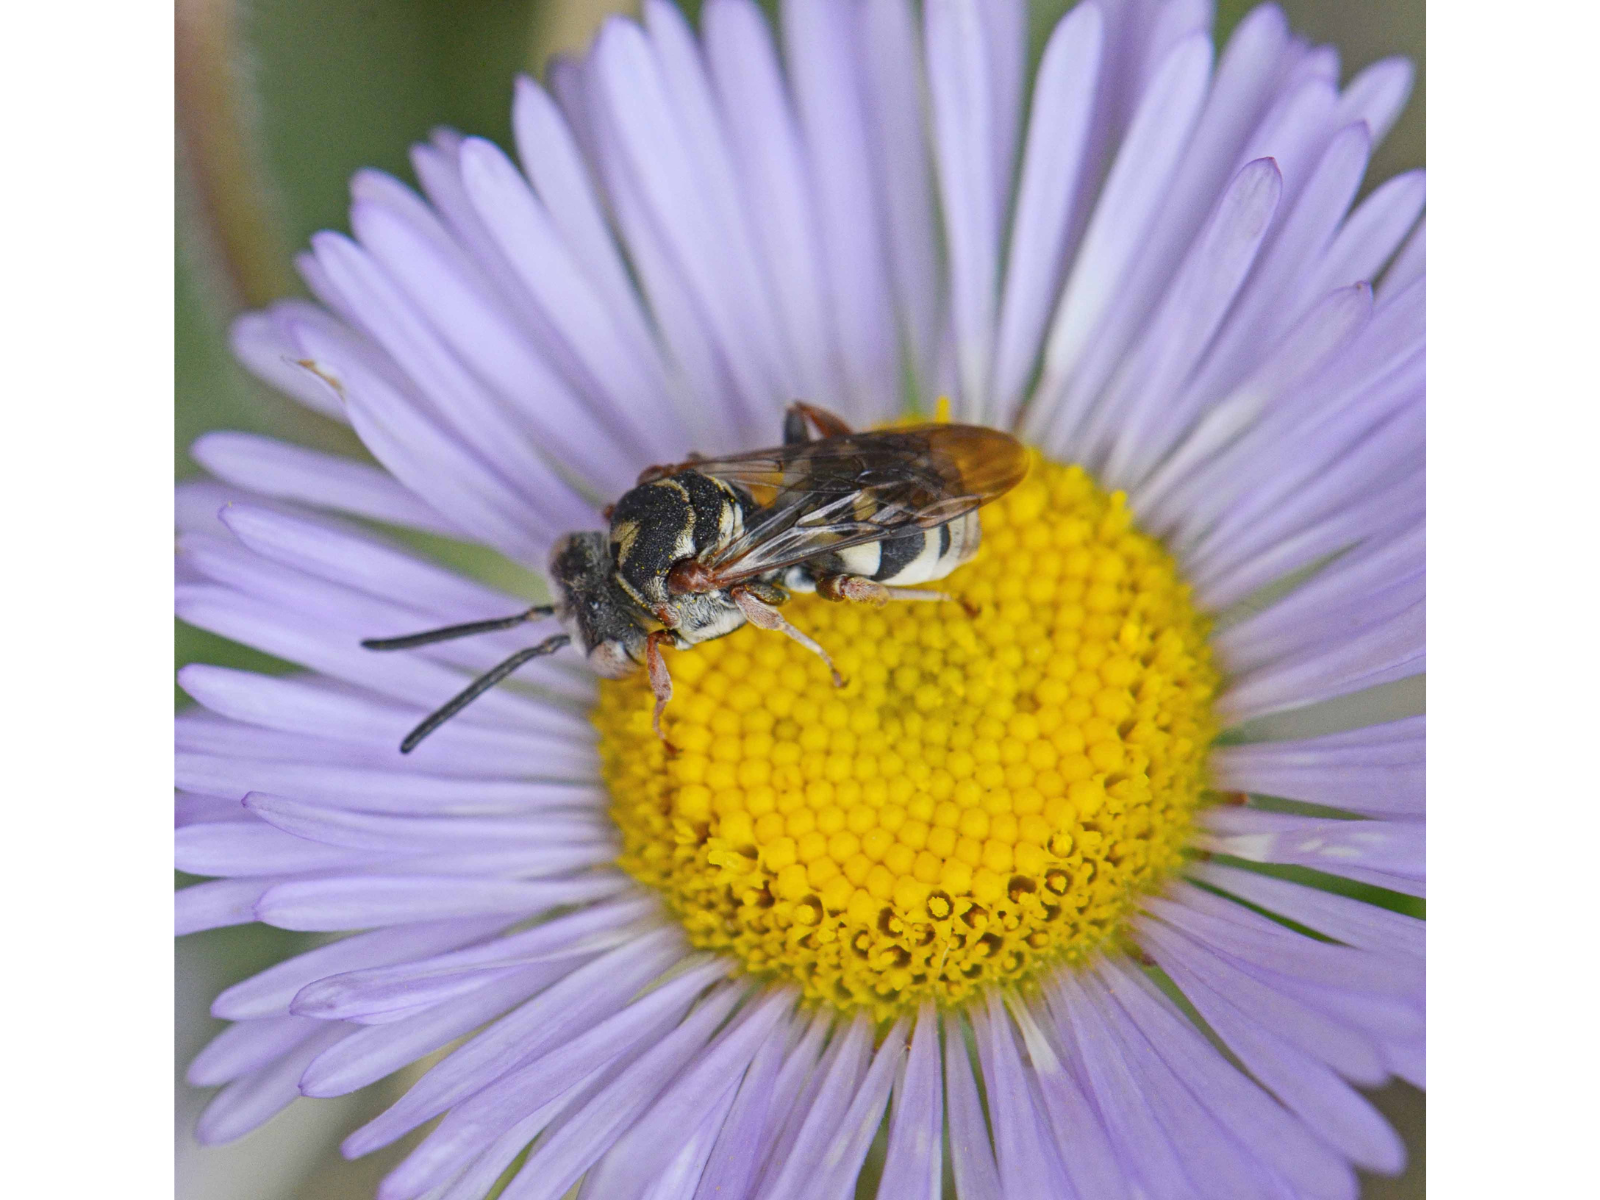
[730,586,846,687]
[815,574,959,609]
[783,402,854,444]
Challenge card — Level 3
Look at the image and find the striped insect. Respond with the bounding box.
[364,403,1028,751]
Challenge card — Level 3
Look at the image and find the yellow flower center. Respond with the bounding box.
[595,456,1220,1018]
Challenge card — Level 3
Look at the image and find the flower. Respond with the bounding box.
[177,1,1424,1197]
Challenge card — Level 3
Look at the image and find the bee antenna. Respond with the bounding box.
[399,633,572,753]
[362,606,554,651]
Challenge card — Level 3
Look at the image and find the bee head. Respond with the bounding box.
[548,531,647,678]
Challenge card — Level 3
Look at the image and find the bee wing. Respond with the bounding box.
[691,424,1028,585]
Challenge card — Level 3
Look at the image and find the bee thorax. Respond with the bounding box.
[662,591,748,647]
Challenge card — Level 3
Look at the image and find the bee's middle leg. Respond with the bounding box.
[730,586,845,687]
[815,574,957,607]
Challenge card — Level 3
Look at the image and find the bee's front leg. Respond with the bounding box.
[729,586,845,687]
[644,629,677,752]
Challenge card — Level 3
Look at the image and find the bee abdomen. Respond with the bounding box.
[872,512,980,586]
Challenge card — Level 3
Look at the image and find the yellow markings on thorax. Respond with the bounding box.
[594,456,1221,1018]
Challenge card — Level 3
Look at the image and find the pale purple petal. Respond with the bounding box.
[691,1011,799,1200]
[177,877,279,935]
[432,1109,561,1200]
[178,666,594,778]
[1217,524,1423,670]
[1146,883,1421,996]
[856,0,942,390]
[1219,600,1423,722]
[1300,169,1426,305]
[242,793,610,855]
[1076,970,1281,1200]
[877,1003,942,1200]
[175,750,601,813]
[1045,971,1198,1200]
[578,986,797,1198]
[255,873,627,931]
[190,431,463,537]
[644,0,802,397]
[704,0,850,415]
[782,0,899,422]
[176,790,256,827]
[343,930,688,1156]
[1380,215,1425,299]
[456,136,684,465]
[1332,56,1414,148]
[228,302,350,422]
[1093,157,1284,486]
[1191,862,1424,957]
[211,919,508,1020]
[1136,915,1387,1085]
[578,52,747,451]
[601,1080,739,1200]
[509,75,666,384]
[751,1009,857,1195]
[1210,716,1424,817]
[222,499,530,620]
[1196,465,1420,613]
[1099,959,1358,1200]
[194,1023,352,1145]
[991,3,1104,427]
[299,963,573,1098]
[172,587,593,743]
[188,1014,328,1088]
[406,130,566,344]
[760,1012,874,1200]
[1006,994,1129,1200]
[1173,121,1373,421]
[1158,279,1422,562]
[288,896,655,1021]
[942,1012,1003,1200]
[1235,73,1339,209]
[1133,282,1375,530]
[497,984,743,1200]
[310,230,607,509]
[349,193,650,492]
[590,19,785,428]
[925,0,1005,419]
[1140,925,1406,1172]
[177,818,375,877]
[972,994,1072,1196]
[288,317,577,561]
[1030,34,1213,448]
[811,1018,909,1200]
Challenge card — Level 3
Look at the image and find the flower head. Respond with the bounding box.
[178,1,1423,1196]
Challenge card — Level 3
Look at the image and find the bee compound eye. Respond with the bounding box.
[666,558,715,595]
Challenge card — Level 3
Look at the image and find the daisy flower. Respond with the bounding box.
[177,1,1424,1197]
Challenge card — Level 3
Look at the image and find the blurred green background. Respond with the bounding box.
[175,2,1424,1196]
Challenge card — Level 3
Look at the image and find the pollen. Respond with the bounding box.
[594,457,1220,1018]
